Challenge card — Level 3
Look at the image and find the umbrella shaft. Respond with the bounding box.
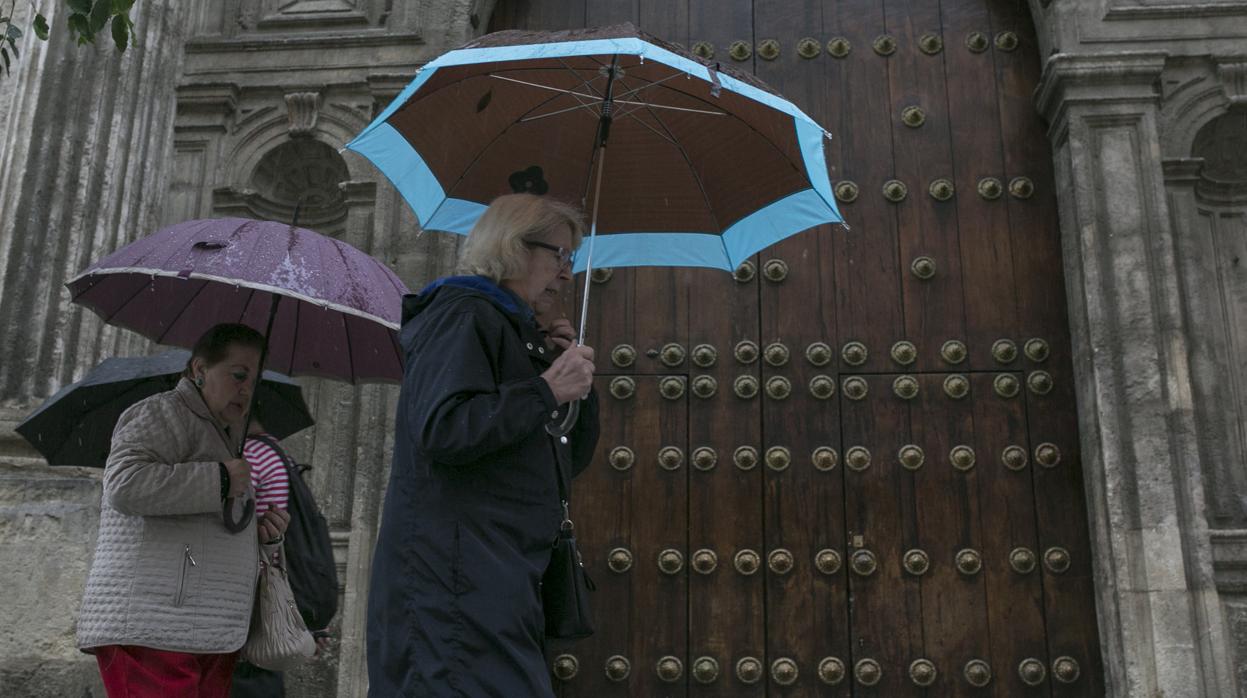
[577,143,607,347]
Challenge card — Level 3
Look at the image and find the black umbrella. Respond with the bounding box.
[17,350,314,467]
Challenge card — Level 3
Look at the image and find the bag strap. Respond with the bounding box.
[553,434,573,531]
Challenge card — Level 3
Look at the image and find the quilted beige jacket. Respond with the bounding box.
[77,378,262,654]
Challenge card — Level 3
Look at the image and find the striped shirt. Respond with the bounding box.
[243,434,290,513]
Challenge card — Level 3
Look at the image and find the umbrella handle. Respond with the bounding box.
[545,398,580,438]
[223,494,254,534]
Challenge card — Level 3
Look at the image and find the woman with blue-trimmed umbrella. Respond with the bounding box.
[368,193,600,696]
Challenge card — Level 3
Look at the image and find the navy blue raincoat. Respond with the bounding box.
[367,277,599,697]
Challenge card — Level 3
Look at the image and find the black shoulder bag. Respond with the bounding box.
[541,444,596,639]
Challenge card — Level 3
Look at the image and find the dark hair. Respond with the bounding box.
[183,323,266,377]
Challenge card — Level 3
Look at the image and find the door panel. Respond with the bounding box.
[492,1,1104,695]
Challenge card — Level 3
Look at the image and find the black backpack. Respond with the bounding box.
[253,435,340,631]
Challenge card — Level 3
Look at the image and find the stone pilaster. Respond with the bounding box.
[1036,52,1237,697]
[0,0,190,453]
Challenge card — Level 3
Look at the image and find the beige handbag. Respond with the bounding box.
[240,544,317,670]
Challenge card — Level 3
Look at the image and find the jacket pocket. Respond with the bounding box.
[173,543,196,607]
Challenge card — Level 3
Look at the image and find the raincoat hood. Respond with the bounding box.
[402,275,535,326]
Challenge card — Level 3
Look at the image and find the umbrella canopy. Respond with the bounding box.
[17,350,314,467]
[346,23,844,273]
[66,218,409,384]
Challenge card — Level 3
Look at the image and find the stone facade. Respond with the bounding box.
[1,0,1246,696]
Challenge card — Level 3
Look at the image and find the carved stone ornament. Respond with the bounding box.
[285,92,321,137]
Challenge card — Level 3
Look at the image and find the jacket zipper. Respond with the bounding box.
[174,544,197,607]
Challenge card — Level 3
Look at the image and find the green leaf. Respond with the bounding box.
[6,22,20,40]
[89,0,111,34]
[67,0,92,14]
[68,13,91,40]
[110,14,126,52]
[33,14,48,41]
[112,0,136,12]
[1,46,9,76]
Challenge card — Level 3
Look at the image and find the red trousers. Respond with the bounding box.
[95,645,238,697]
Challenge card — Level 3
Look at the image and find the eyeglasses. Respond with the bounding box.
[525,240,573,268]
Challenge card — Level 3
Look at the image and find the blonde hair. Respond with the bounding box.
[456,194,586,282]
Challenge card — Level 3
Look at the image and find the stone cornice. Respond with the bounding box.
[1104,2,1247,21]
[185,32,425,54]
[1162,157,1205,184]
[174,82,240,133]
[1035,52,1168,134]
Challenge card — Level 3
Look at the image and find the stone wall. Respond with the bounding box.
[0,462,103,696]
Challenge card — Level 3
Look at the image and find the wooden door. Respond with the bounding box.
[491,1,1104,695]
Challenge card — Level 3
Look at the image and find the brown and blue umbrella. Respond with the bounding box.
[345,23,844,276]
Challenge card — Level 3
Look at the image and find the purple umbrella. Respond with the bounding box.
[66,218,407,384]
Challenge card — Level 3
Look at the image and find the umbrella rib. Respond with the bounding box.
[488,74,603,103]
[611,110,679,146]
[610,70,690,104]
[100,275,161,325]
[342,312,356,384]
[554,57,608,100]
[150,279,208,346]
[614,72,722,233]
[635,80,807,172]
[613,100,725,116]
[288,295,302,374]
[519,102,605,123]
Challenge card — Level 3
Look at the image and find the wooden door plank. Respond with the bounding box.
[910,374,991,697]
[556,376,690,696]
[989,0,1070,372]
[828,0,905,376]
[842,375,924,697]
[685,267,765,697]
[884,0,967,374]
[525,0,587,31]
[970,373,1050,697]
[754,1,851,696]
[1026,374,1105,696]
[587,0,639,27]
[639,0,689,47]
[680,2,764,693]
[938,0,1021,373]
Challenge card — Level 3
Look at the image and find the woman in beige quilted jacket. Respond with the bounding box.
[77,323,290,697]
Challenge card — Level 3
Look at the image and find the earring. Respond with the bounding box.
[195,376,204,388]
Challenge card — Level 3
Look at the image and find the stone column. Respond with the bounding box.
[1036,53,1237,697]
[0,0,189,454]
